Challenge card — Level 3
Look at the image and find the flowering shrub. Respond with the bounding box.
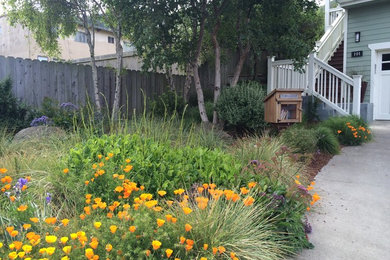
[0,161,321,259]
[321,115,372,146]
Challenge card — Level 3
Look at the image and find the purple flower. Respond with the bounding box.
[17,178,28,189]
[297,185,309,195]
[45,193,52,204]
[60,102,78,110]
[30,116,50,127]
[304,218,312,234]
[250,160,259,166]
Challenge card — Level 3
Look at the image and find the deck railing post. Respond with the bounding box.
[267,56,275,94]
[308,53,315,94]
[325,0,330,31]
[352,75,362,116]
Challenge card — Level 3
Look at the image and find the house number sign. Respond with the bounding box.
[351,51,363,58]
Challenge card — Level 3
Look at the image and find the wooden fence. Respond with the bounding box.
[0,55,187,112]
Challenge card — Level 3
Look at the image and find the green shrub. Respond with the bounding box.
[281,125,318,154]
[216,81,267,133]
[151,91,186,117]
[184,102,214,124]
[320,116,372,145]
[37,97,79,129]
[66,134,241,203]
[0,78,36,131]
[315,126,340,154]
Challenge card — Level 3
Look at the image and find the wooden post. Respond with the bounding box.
[352,75,362,116]
[267,56,275,94]
[325,0,330,32]
[308,53,315,95]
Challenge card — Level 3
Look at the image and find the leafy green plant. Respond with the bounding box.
[315,126,340,154]
[0,78,36,132]
[216,81,267,134]
[65,134,241,203]
[281,125,318,154]
[320,116,372,145]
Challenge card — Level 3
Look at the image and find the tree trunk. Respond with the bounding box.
[193,64,208,122]
[231,43,250,87]
[211,23,221,125]
[192,2,208,123]
[112,26,123,119]
[183,63,193,103]
[166,67,175,91]
[82,14,101,112]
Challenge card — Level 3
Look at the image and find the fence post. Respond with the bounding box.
[308,53,315,95]
[267,56,275,94]
[352,75,362,116]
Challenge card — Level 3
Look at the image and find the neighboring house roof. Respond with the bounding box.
[337,0,386,8]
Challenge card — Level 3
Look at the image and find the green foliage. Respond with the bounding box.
[216,81,267,133]
[39,97,78,129]
[185,102,214,124]
[315,126,340,155]
[0,78,36,131]
[151,91,186,118]
[281,125,318,154]
[302,97,320,123]
[66,134,241,203]
[320,116,372,145]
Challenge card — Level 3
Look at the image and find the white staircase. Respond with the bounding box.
[267,4,362,116]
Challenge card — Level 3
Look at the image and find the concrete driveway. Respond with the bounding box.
[295,121,390,260]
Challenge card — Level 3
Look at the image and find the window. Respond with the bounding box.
[108,36,114,44]
[75,31,87,43]
[37,56,48,62]
[382,53,390,71]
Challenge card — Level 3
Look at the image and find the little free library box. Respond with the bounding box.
[264,89,304,124]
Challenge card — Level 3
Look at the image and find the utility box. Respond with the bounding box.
[264,89,303,123]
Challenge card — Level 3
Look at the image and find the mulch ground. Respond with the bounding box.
[305,152,334,181]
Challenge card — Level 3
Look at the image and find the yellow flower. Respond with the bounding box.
[17,204,28,211]
[94,222,102,229]
[63,246,72,254]
[22,244,32,253]
[158,190,167,197]
[174,188,185,195]
[201,258,208,260]
[144,200,158,208]
[70,233,77,240]
[203,244,208,250]
[62,256,70,260]
[8,252,18,260]
[60,237,69,244]
[248,182,257,188]
[0,242,3,248]
[23,223,31,230]
[166,248,173,257]
[45,235,57,244]
[110,225,117,233]
[63,168,69,174]
[106,244,113,252]
[157,218,165,227]
[185,223,192,232]
[85,248,94,259]
[61,218,69,227]
[152,240,162,250]
[182,207,192,215]
[89,239,99,249]
[46,247,56,255]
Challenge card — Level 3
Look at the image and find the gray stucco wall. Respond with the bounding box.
[346,1,390,102]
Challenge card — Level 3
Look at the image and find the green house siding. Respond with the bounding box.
[346,1,390,102]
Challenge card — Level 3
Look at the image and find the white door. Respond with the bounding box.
[376,52,390,120]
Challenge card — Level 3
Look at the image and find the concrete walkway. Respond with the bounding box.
[295,121,390,260]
